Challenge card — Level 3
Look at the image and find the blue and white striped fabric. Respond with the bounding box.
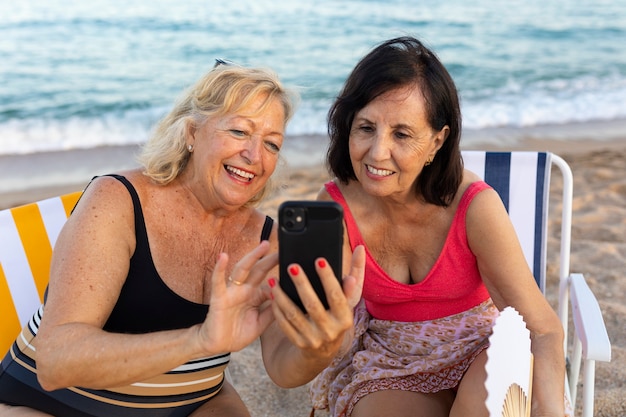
[461,151,551,291]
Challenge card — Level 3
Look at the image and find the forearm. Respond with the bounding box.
[530,332,566,416]
[36,323,207,391]
[261,324,352,388]
[263,340,330,388]
[261,244,365,388]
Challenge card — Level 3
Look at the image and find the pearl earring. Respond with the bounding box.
[187,144,194,152]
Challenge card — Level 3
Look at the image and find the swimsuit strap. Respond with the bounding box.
[261,216,273,241]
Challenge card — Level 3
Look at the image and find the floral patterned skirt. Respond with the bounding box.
[309,299,499,417]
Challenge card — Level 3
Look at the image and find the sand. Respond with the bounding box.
[0,131,624,416]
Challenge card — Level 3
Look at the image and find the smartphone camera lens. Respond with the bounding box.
[281,206,306,232]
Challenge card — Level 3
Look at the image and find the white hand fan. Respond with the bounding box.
[485,306,534,417]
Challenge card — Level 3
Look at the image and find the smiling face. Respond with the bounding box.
[186,92,286,210]
[348,85,448,200]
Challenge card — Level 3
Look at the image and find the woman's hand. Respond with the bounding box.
[195,241,278,356]
[270,245,365,360]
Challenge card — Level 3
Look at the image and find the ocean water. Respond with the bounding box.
[1,0,625,162]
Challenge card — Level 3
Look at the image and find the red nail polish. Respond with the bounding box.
[268,278,276,288]
[289,266,299,275]
[317,259,326,268]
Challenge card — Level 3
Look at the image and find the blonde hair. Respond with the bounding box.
[138,65,295,190]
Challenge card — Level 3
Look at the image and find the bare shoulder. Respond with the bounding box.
[462,167,482,183]
[459,170,501,205]
[463,177,513,244]
[316,187,331,201]
[66,170,145,248]
[315,178,337,201]
[75,170,143,210]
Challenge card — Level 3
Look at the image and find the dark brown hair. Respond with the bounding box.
[326,36,462,206]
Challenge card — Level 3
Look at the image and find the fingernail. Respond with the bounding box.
[317,259,326,268]
[289,266,299,275]
[268,277,276,288]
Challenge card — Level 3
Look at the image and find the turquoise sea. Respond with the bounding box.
[1,0,625,161]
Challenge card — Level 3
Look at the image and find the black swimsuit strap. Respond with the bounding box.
[261,216,273,241]
[99,174,147,246]
[103,174,141,204]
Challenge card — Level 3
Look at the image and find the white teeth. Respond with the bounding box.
[226,165,255,180]
[366,165,393,176]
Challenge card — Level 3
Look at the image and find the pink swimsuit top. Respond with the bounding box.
[325,180,491,322]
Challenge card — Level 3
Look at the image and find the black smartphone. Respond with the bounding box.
[278,200,344,312]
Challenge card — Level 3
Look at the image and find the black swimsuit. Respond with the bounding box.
[0,174,273,417]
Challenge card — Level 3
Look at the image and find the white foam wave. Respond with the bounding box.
[1,74,625,156]
[463,74,626,129]
[0,107,165,155]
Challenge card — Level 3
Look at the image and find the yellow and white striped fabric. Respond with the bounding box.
[0,191,82,355]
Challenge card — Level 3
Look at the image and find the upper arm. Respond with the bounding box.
[42,176,136,330]
[466,188,559,332]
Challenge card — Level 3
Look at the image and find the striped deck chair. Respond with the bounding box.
[462,151,612,417]
[0,191,82,356]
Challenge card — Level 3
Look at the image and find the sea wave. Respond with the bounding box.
[1,0,625,155]
[1,71,625,156]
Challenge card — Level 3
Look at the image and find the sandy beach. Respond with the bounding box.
[0,129,624,416]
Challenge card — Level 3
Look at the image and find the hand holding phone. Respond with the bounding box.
[278,201,343,311]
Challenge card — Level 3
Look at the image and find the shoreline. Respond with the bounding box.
[0,145,143,209]
[2,133,626,211]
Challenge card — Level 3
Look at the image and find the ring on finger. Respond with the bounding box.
[228,276,244,286]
